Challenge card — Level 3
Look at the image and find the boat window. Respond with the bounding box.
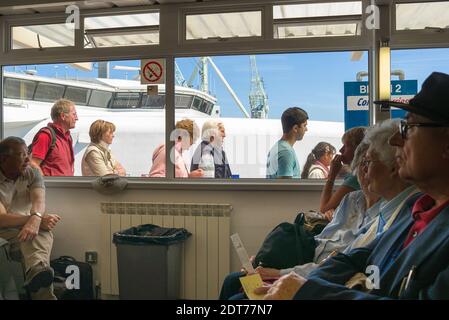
[64,86,91,105]
[110,92,141,109]
[199,100,211,114]
[192,96,203,110]
[34,82,65,102]
[89,90,113,108]
[141,94,165,109]
[4,77,36,100]
[11,23,75,50]
[175,95,193,109]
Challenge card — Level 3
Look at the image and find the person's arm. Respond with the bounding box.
[190,144,202,172]
[85,149,112,176]
[114,160,126,176]
[30,186,45,214]
[0,202,33,229]
[30,131,51,176]
[30,158,44,176]
[30,186,60,231]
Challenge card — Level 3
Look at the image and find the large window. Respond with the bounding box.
[2,60,166,178]
[390,48,449,119]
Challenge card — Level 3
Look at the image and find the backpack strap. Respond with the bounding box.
[30,126,57,159]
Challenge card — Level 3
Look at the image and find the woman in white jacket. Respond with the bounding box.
[301,142,336,179]
[81,119,126,176]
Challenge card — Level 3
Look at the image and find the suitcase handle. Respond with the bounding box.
[56,256,77,263]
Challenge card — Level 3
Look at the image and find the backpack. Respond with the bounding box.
[253,212,317,270]
[50,256,95,300]
[28,126,57,158]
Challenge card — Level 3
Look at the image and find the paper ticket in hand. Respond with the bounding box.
[239,273,265,300]
[230,233,255,274]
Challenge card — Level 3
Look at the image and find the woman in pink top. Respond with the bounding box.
[149,119,203,178]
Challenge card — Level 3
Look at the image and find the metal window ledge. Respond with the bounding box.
[43,177,341,191]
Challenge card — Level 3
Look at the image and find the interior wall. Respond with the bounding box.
[46,185,321,289]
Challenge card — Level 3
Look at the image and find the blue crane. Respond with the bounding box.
[249,55,269,118]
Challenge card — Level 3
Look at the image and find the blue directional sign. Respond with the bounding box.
[344,80,418,130]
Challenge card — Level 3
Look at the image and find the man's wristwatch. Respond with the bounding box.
[30,212,43,219]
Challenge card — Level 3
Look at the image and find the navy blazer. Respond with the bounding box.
[295,193,449,299]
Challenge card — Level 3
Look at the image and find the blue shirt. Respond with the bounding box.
[266,140,300,178]
[343,185,418,253]
[280,190,381,277]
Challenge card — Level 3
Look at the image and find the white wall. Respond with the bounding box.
[46,184,321,291]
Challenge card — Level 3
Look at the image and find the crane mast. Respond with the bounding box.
[249,55,269,118]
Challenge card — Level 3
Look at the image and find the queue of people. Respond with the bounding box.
[25,98,340,180]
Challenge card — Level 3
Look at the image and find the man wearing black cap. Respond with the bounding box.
[256,72,449,300]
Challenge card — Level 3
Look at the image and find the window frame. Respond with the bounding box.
[3,0,436,189]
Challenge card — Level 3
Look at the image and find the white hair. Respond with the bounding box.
[201,119,220,141]
[363,119,400,168]
[351,141,369,175]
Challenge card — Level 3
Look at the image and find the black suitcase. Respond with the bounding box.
[50,256,94,300]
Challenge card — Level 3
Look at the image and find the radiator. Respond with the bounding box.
[100,202,232,299]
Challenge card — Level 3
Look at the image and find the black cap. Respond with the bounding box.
[374,72,449,122]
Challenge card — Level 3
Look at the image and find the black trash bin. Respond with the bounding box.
[112,224,191,300]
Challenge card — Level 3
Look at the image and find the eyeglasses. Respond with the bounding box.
[11,151,31,159]
[361,159,381,168]
[399,119,449,140]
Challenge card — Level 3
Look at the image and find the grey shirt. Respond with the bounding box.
[0,166,45,216]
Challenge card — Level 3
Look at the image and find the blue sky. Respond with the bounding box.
[5,48,449,122]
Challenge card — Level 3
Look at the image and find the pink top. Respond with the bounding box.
[149,142,189,178]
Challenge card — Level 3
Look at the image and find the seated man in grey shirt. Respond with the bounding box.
[0,137,61,300]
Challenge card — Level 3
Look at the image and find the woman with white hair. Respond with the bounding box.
[190,119,232,178]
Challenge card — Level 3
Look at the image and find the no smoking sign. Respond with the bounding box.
[141,58,166,84]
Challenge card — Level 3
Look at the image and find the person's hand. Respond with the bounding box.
[40,214,61,231]
[255,266,281,279]
[17,215,41,242]
[329,154,343,179]
[260,272,307,300]
[189,169,204,178]
[324,209,335,222]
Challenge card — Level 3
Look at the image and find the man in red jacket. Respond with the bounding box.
[30,99,78,176]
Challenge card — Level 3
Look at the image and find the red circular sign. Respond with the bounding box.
[143,61,163,83]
